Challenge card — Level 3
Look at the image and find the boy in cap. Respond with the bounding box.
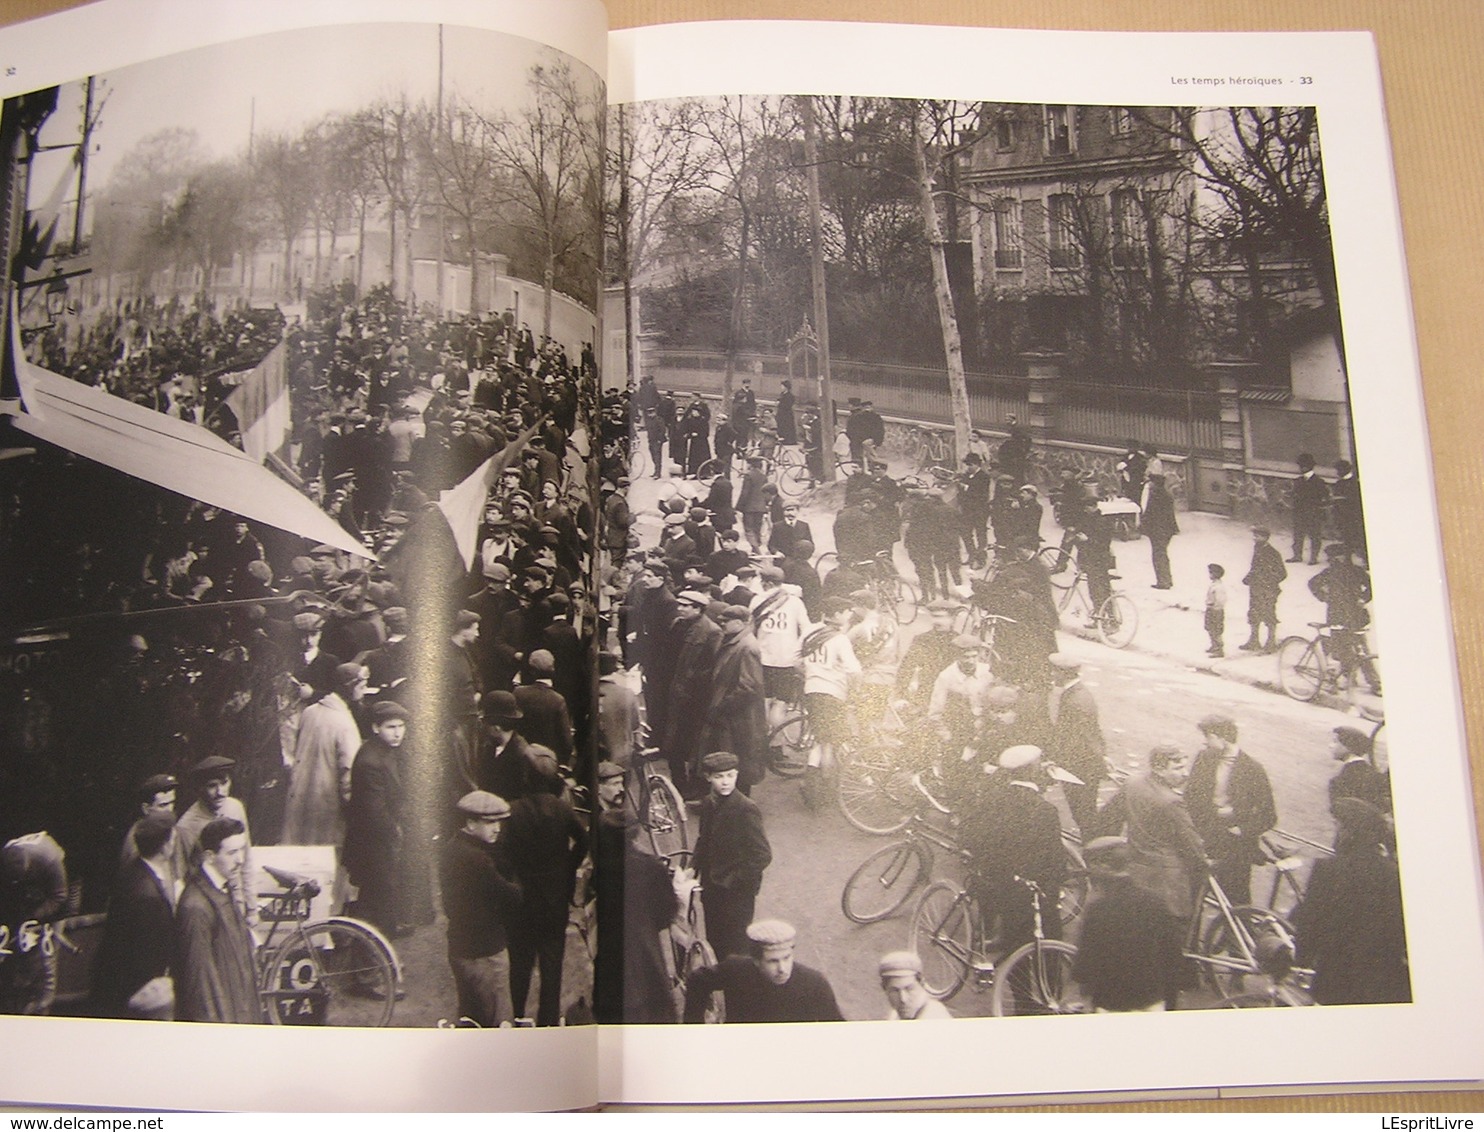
[879,951,954,1020]
[1240,526,1286,652]
[440,790,522,1027]
[691,752,772,960]
[174,756,257,922]
[683,919,844,1023]
[1327,725,1390,817]
[344,701,412,936]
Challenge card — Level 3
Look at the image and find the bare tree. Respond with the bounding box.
[486,58,601,340]
[253,132,316,301]
[355,98,434,302]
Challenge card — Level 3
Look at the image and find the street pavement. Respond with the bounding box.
[625,448,1385,1021]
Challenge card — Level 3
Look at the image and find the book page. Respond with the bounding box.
[599,18,1484,1106]
[0,0,606,1113]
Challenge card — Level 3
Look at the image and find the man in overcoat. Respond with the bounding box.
[1185,713,1276,905]
[174,817,262,1024]
[343,701,411,935]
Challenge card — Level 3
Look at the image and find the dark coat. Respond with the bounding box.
[514,682,575,767]
[684,956,843,1024]
[775,389,798,445]
[1139,483,1179,541]
[504,792,588,925]
[1243,541,1288,595]
[1329,759,1391,816]
[1044,680,1107,786]
[174,869,262,1024]
[661,614,721,770]
[1186,749,1277,869]
[476,730,542,804]
[704,622,769,779]
[960,781,1065,947]
[769,517,815,561]
[1072,876,1186,1011]
[439,830,522,959]
[1096,773,1208,921]
[692,789,771,897]
[342,735,404,888]
[1293,849,1410,1004]
[92,859,175,1017]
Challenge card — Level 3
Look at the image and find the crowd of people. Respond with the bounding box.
[2,281,600,1028]
[591,373,1402,1024]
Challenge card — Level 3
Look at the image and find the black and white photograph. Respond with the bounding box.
[0,18,604,1032]
[601,93,1406,1025]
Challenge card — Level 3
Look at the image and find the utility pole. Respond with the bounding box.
[798,94,836,481]
[71,76,94,254]
[435,25,446,316]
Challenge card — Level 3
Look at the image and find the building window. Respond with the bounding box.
[1110,188,1146,267]
[1111,107,1133,135]
[1048,193,1081,269]
[994,114,1016,151]
[992,197,1022,268]
[1044,105,1075,155]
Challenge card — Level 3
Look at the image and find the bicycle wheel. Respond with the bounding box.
[776,452,810,498]
[261,918,399,1027]
[645,771,689,858]
[1198,905,1299,999]
[911,881,975,1001]
[1277,636,1325,701]
[767,712,814,778]
[695,457,727,480]
[990,939,1087,1017]
[841,841,928,923]
[1094,592,1138,649]
[892,576,919,625]
[1037,546,1074,589]
[836,746,916,836]
[813,550,839,581]
[1058,858,1090,927]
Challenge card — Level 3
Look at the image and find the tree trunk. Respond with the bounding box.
[722,206,749,416]
[799,95,836,481]
[466,219,481,315]
[542,249,555,343]
[910,104,972,463]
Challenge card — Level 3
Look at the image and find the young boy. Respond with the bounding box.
[1205,563,1227,658]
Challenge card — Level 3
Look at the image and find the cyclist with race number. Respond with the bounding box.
[750,566,811,738]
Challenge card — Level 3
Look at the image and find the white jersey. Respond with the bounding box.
[749,586,810,669]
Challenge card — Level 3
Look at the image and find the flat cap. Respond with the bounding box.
[596,761,625,781]
[953,634,983,652]
[528,649,555,674]
[483,562,513,582]
[998,744,1043,770]
[335,662,368,690]
[371,700,409,724]
[140,773,179,797]
[1331,796,1389,844]
[717,605,749,623]
[700,751,739,774]
[746,919,797,947]
[663,513,688,527]
[878,951,923,978]
[676,590,712,607]
[191,755,236,778]
[292,611,325,631]
[382,606,409,629]
[759,565,785,583]
[454,610,480,629]
[1333,725,1373,755]
[456,790,511,819]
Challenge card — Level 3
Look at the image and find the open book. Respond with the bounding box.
[0,0,1479,1113]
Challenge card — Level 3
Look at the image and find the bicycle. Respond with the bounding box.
[908,426,952,474]
[662,851,723,1024]
[1253,829,1333,919]
[841,794,966,923]
[990,878,1089,1017]
[1041,559,1138,649]
[908,841,1089,1001]
[1277,622,1382,703]
[632,745,690,859]
[834,701,935,835]
[1183,871,1314,1007]
[949,610,1017,672]
[255,865,402,1026]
